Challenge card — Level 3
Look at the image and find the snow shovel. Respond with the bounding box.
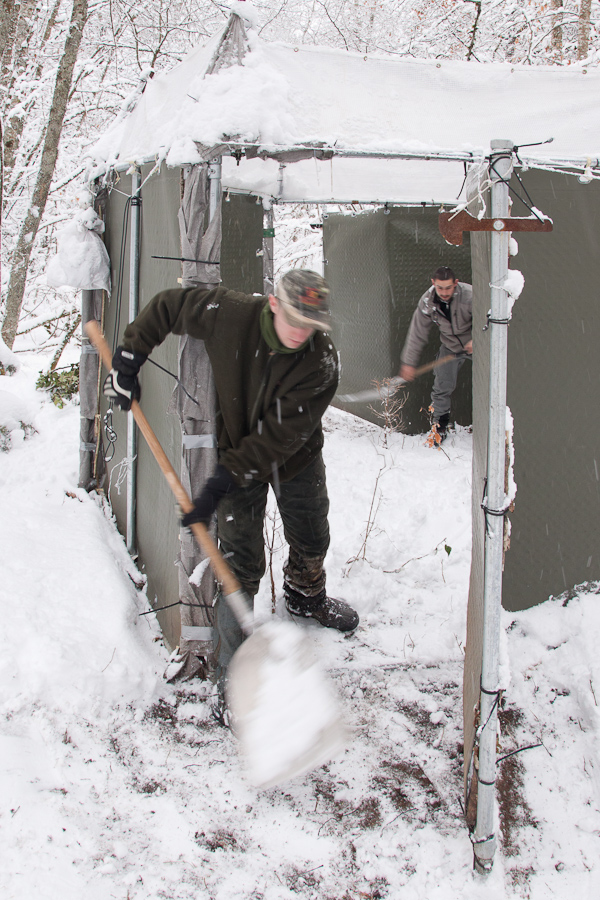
[336,354,461,403]
[86,321,346,789]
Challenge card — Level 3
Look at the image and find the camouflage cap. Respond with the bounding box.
[276,269,332,331]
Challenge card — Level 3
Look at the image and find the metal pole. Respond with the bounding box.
[473,139,513,874]
[208,157,222,220]
[126,167,141,555]
[263,199,274,296]
[277,162,285,200]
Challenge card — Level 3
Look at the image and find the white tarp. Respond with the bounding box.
[88,17,600,203]
[220,156,468,204]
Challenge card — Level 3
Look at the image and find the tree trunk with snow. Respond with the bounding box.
[1,0,88,349]
[1,0,37,181]
[578,0,592,59]
[465,0,482,61]
[551,0,563,54]
[2,0,63,189]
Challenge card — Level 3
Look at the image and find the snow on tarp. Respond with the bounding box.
[88,14,600,203]
[220,155,468,204]
[46,208,111,294]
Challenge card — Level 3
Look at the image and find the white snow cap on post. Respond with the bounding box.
[503,268,525,317]
[227,1,260,27]
[46,208,111,294]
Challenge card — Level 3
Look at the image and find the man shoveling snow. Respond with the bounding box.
[103,269,359,717]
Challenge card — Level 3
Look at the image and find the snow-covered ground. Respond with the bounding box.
[1,354,600,899]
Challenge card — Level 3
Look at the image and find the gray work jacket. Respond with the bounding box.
[400,282,473,367]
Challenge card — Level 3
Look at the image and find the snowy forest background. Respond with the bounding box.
[1,0,599,364]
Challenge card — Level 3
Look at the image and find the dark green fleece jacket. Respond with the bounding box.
[122,287,339,487]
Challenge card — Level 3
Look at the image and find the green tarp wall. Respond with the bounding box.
[323,206,472,434]
[488,169,600,612]
[101,167,263,648]
[464,168,600,801]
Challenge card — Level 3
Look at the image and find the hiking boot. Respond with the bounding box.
[284,586,359,633]
[437,413,450,439]
[427,413,449,448]
[426,423,445,448]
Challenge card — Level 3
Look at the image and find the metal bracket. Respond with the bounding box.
[439,209,553,246]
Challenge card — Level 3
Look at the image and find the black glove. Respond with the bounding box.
[182,464,237,527]
[103,346,147,411]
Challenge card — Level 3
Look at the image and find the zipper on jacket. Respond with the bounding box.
[434,287,467,353]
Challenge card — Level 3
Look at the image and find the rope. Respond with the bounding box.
[455,156,474,201]
[146,357,200,407]
[471,831,495,846]
[483,311,511,332]
[138,599,213,617]
[488,152,545,221]
[111,195,133,354]
[497,743,543,764]
[151,254,221,264]
[481,502,511,517]
[480,478,511,528]
[475,686,501,740]
[103,407,118,462]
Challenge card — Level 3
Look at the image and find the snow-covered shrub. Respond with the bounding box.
[36,364,80,408]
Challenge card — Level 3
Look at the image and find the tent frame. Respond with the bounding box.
[86,9,583,875]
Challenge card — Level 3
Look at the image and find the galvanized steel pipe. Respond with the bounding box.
[473,139,514,874]
[126,167,141,555]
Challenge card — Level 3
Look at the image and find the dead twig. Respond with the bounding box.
[345,463,386,571]
[264,504,284,613]
[368,378,408,448]
[384,538,449,574]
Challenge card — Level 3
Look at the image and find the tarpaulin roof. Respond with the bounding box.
[90,12,600,203]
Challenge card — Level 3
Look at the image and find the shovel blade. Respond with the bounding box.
[337,376,406,404]
[227,621,346,789]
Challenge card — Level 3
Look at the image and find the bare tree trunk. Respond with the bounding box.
[578,0,592,59]
[1,0,88,349]
[0,0,19,77]
[466,0,482,61]
[2,0,62,184]
[551,0,563,54]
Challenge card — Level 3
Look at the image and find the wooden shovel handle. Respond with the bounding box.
[85,320,241,598]
[410,354,457,378]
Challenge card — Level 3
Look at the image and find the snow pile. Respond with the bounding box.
[504,588,600,885]
[1,358,600,897]
[0,365,163,720]
[0,388,35,451]
[0,335,19,373]
[46,208,111,294]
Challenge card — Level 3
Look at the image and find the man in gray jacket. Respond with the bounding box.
[400,266,472,442]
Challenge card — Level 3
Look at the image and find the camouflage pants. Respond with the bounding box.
[214,452,330,678]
